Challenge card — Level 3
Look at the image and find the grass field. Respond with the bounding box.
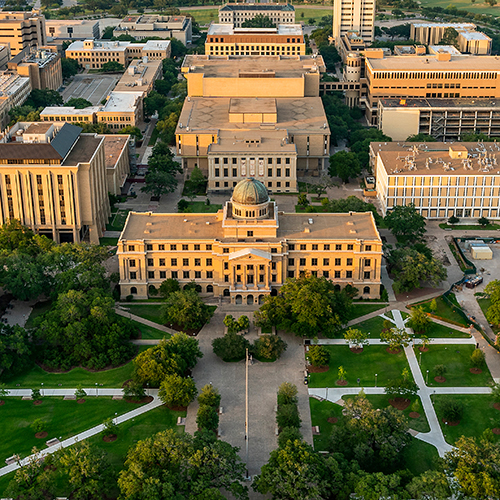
[0,397,149,466]
[477,298,499,335]
[132,319,169,340]
[99,237,119,246]
[439,223,500,231]
[423,321,471,339]
[432,394,500,446]
[106,209,130,232]
[352,315,388,338]
[415,295,469,327]
[125,304,164,325]
[184,201,222,213]
[348,303,387,320]
[4,346,148,388]
[415,344,493,387]
[308,345,411,388]
[418,0,500,16]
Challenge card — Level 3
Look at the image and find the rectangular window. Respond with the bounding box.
[312,258,318,266]
[271,275,277,282]
[364,271,371,279]
[195,271,201,279]
[206,244,212,251]
[224,169,228,177]
[334,271,341,279]
[159,259,165,266]
[232,168,237,177]
[365,245,372,251]
[324,244,330,250]
[171,244,177,251]
[183,271,190,279]
[171,257,179,267]
[271,262,277,270]
[271,248,277,254]
[289,244,295,250]
[195,259,201,266]
[182,244,189,251]
[260,274,265,282]
[172,271,178,279]
[159,244,165,251]
[335,258,341,266]
[300,258,306,266]
[148,271,155,279]
[147,258,154,266]
[288,258,294,266]
[147,244,153,251]
[160,271,166,279]
[224,275,229,282]
[247,231,253,237]
[215,169,220,177]
[207,271,213,279]
[183,258,189,266]
[323,258,329,266]
[223,248,229,253]
[346,270,353,278]
[194,244,200,251]
[224,262,229,270]
[236,275,242,283]
[323,271,329,278]
[300,244,306,250]
[247,275,254,284]
[128,245,135,251]
[130,271,137,279]
[364,259,371,266]
[312,244,318,250]
[206,258,212,266]
[347,244,353,250]
[129,259,136,267]
[346,258,353,266]
[335,244,342,250]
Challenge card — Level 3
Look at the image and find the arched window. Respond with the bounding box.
[363,286,370,294]
[223,288,230,297]
[207,284,213,293]
[130,287,137,294]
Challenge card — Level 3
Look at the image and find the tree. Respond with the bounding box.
[276,404,301,430]
[491,382,500,403]
[223,314,240,334]
[343,327,369,348]
[184,166,207,196]
[142,142,182,198]
[253,295,288,330]
[31,388,41,401]
[197,404,219,431]
[161,289,212,330]
[0,383,8,403]
[478,216,490,227]
[448,215,460,225]
[66,97,92,109]
[198,384,221,408]
[406,470,451,500]
[380,327,413,351]
[385,203,426,242]
[118,430,248,499]
[159,373,197,408]
[438,396,464,423]
[337,366,347,383]
[307,345,330,367]
[25,89,62,108]
[408,306,431,334]
[74,385,87,400]
[102,417,118,438]
[434,364,447,378]
[439,27,459,48]
[100,61,124,72]
[212,332,250,362]
[30,419,46,434]
[328,151,362,183]
[277,427,302,449]
[158,277,180,299]
[123,380,145,401]
[0,324,32,380]
[485,280,500,326]
[471,348,485,368]
[61,58,80,79]
[118,125,143,141]
[350,471,403,500]
[406,133,436,142]
[253,439,345,500]
[242,14,275,28]
[177,199,189,212]
[430,299,438,313]
[277,382,298,405]
[385,369,419,400]
[252,335,287,361]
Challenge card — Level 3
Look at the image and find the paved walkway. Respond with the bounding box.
[0,390,162,478]
[115,307,176,337]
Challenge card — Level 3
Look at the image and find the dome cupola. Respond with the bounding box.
[231,178,270,219]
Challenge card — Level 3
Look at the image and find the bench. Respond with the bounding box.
[21,396,32,401]
[63,395,76,400]
[112,395,123,400]
[5,454,19,465]
[46,438,60,447]
[275,426,279,436]
[219,406,224,414]
[274,405,278,413]
[177,417,186,425]
[312,426,320,435]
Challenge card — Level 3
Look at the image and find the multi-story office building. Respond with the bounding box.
[118,178,383,301]
[0,122,111,243]
[377,98,500,142]
[219,3,295,27]
[7,46,62,90]
[333,0,375,45]
[65,39,171,70]
[371,141,500,220]
[176,55,330,188]
[46,20,100,41]
[0,11,46,56]
[113,15,192,45]
[113,58,162,95]
[0,72,31,128]
[0,44,11,69]
[205,24,305,56]
[97,91,144,129]
[40,106,100,124]
[102,135,131,196]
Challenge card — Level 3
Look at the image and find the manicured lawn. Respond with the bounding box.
[352,315,389,338]
[477,297,499,335]
[421,321,470,338]
[309,397,344,451]
[308,345,411,388]
[4,346,147,388]
[132,320,169,340]
[401,438,440,476]
[148,126,159,146]
[415,344,493,387]
[0,397,149,465]
[432,395,500,446]
[418,0,500,17]
[415,295,469,327]
[99,237,119,246]
[349,303,387,320]
[25,300,52,329]
[184,201,222,213]
[439,223,500,231]
[106,209,130,231]
[125,304,163,325]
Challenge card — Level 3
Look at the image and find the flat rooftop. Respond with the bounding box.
[460,30,491,41]
[103,135,129,170]
[379,97,500,109]
[411,22,475,29]
[63,135,102,166]
[102,91,143,112]
[372,141,500,176]
[208,130,296,154]
[66,40,130,52]
[182,54,325,77]
[41,106,101,115]
[115,59,161,92]
[367,54,500,71]
[25,122,52,134]
[429,45,462,55]
[120,210,379,241]
[220,3,294,11]
[177,97,330,135]
[208,23,303,36]
[0,72,29,97]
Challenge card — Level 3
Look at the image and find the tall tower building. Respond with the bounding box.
[333,0,375,45]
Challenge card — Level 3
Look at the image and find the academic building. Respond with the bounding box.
[0,122,132,242]
[0,11,46,56]
[0,71,31,129]
[118,178,383,301]
[218,3,295,28]
[371,141,500,220]
[205,24,305,56]
[333,0,375,45]
[176,55,330,191]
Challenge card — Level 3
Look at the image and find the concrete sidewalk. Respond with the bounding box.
[115,307,176,336]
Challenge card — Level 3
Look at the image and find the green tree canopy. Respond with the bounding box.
[25,89,63,108]
[0,323,32,381]
[61,57,80,79]
[118,125,143,141]
[328,151,362,183]
[66,97,92,109]
[100,61,124,72]
[384,203,426,242]
[242,14,276,28]
[161,289,213,330]
[142,141,182,197]
[212,331,250,362]
[158,373,197,408]
[407,306,431,334]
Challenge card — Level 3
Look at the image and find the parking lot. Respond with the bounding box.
[62,74,121,106]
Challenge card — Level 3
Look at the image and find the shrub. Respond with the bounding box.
[277,426,302,448]
[471,348,485,368]
[74,385,87,400]
[196,404,219,431]
[177,199,189,212]
[438,397,464,423]
[434,365,447,377]
[252,335,287,361]
[430,299,438,313]
[30,419,46,434]
[123,380,146,401]
[383,319,392,331]
[158,373,197,408]
[125,294,133,302]
[307,345,330,367]
[338,366,347,382]
[31,388,41,401]
[102,417,118,437]
[276,403,301,430]
[212,332,250,362]
[277,382,298,405]
[197,384,221,408]
[411,399,420,413]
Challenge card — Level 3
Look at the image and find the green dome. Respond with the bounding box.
[232,178,269,205]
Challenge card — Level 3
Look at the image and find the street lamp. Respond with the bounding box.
[426,370,429,385]
[326,387,329,400]
[95,383,98,397]
[41,383,43,397]
[419,351,422,366]
[375,374,378,387]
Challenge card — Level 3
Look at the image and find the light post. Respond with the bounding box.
[115,412,118,425]
[147,382,149,396]
[426,370,429,385]
[95,383,98,397]
[326,387,329,400]
[375,373,378,387]
[41,383,43,397]
[419,351,422,366]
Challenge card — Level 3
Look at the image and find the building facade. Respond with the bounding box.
[65,39,171,70]
[333,0,375,45]
[113,15,192,45]
[46,20,100,40]
[0,11,46,56]
[0,122,111,243]
[0,72,31,129]
[205,24,305,56]
[118,178,383,301]
[219,3,295,27]
[371,141,500,220]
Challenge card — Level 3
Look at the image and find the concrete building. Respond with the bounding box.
[0,122,110,243]
[65,39,171,70]
[7,46,62,90]
[118,178,382,300]
[0,44,11,69]
[0,11,46,56]
[219,3,295,27]
[97,91,144,129]
[176,55,330,186]
[0,72,31,128]
[371,141,500,220]
[46,20,100,41]
[333,0,375,45]
[103,135,130,196]
[378,98,500,142]
[410,22,492,54]
[114,58,162,95]
[40,106,100,124]
[113,15,192,45]
[205,23,305,56]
